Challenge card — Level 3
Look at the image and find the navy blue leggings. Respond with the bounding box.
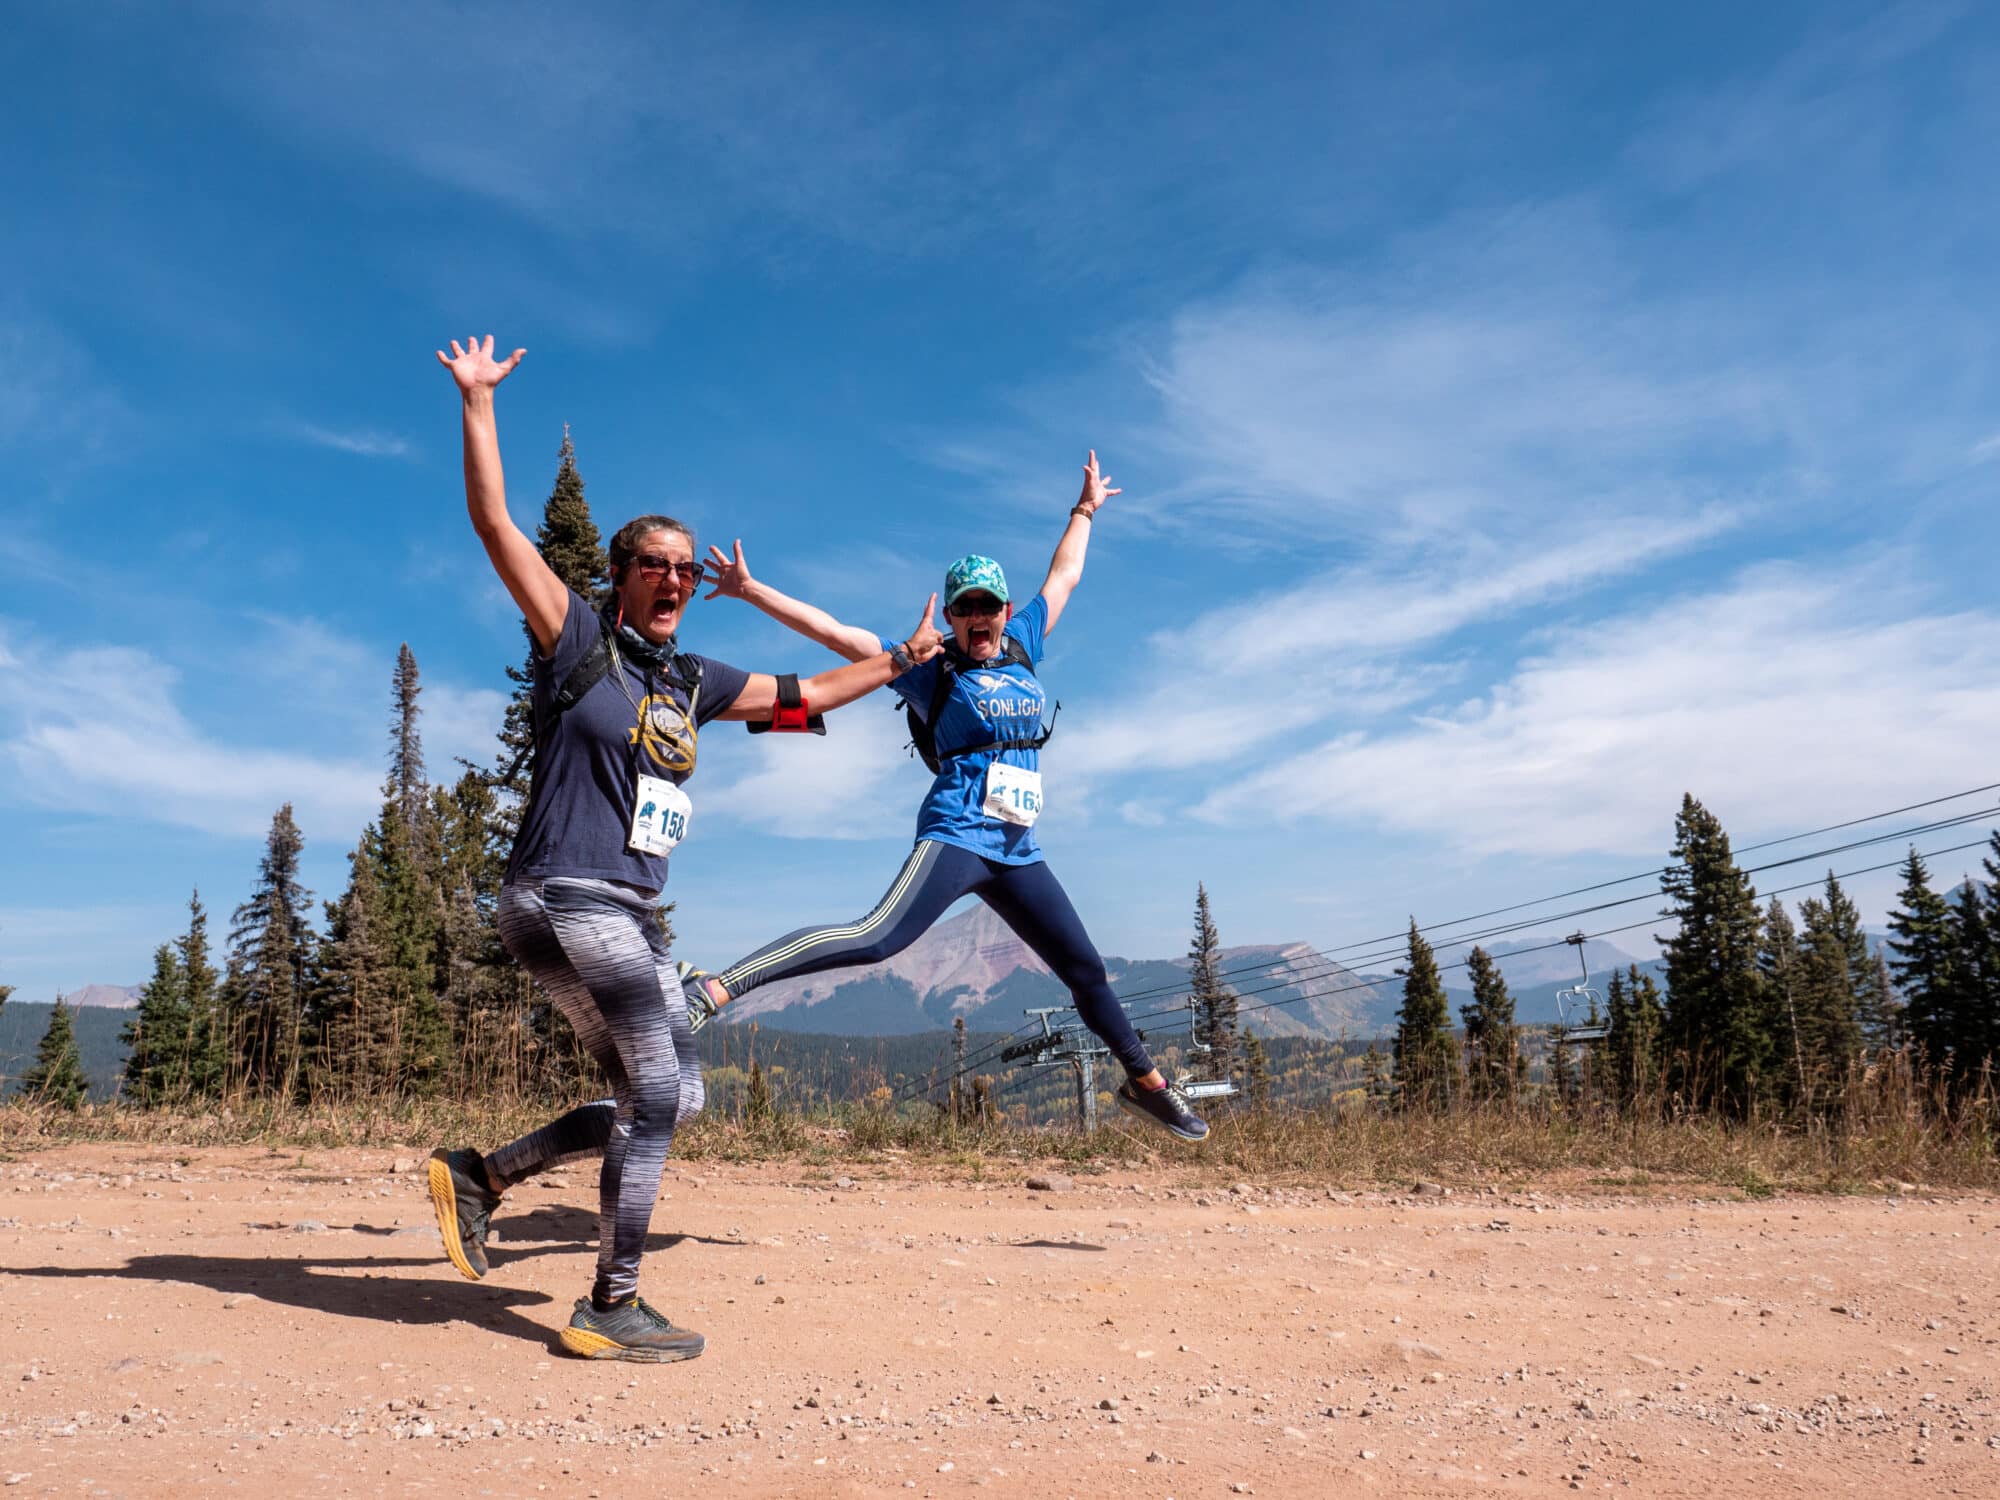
[716,840,1153,1076]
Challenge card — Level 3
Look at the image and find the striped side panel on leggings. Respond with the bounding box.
[715,840,940,995]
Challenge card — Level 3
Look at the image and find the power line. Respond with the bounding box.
[892,788,2000,1107]
[1102,798,2000,1010]
[1141,836,1994,1031]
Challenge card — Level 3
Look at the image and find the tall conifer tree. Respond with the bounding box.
[1459,946,1518,1104]
[223,806,315,1097]
[1187,883,1238,1081]
[122,943,189,1104]
[23,995,87,1108]
[1659,795,1769,1115]
[176,892,224,1098]
[1393,918,1456,1108]
[1887,848,1957,1073]
[494,426,610,791]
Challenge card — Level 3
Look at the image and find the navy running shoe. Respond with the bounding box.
[1114,1079,1210,1142]
[676,962,721,1034]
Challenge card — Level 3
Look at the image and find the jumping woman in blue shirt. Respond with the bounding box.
[683,453,1208,1141]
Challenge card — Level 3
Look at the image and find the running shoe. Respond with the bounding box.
[560,1296,707,1363]
[1114,1078,1210,1142]
[427,1147,502,1281]
[676,961,721,1033]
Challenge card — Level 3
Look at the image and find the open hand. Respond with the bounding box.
[704,539,754,600]
[435,334,526,395]
[906,594,943,663]
[1076,448,1121,516]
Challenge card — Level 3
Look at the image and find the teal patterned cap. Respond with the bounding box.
[944,554,1009,608]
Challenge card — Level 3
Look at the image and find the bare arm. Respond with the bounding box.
[435,335,569,657]
[703,540,883,662]
[1037,449,1120,634]
[713,595,944,721]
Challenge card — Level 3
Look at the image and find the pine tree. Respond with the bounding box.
[1359,1040,1391,1111]
[223,805,315,1097]
[1459,946,1519,1104]
[1241,1032,1271,1109]
[23,995,87,1108]
[1187,884,1238,1083]
[1393,918,1456,1109]
[1795,874,1866,1106]
[494,426,610,793]
[1970,831,2000,1077]
[0,980,12,1013]
[1947,877,1997,1086]
[1758,897,1809,1110]
[390,644,428,836]
[121,943,190,1104]
[1862,948,1903,1052]
[176,892,225,1098]
[1887,848,1958,1075]
[1659,795,1770,1115]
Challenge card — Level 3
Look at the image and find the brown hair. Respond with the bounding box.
[608,514,697,581]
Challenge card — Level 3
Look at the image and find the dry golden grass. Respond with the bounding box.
[4,1084,1992,1197]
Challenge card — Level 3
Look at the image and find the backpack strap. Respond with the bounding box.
[927,639,1057,764]
[498,634,703,788]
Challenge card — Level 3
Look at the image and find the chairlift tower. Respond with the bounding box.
[998,1008,1113,1131]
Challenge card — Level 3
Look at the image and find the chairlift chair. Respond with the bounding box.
[1174,994,1240,1100]
[1552,931,1610,1044]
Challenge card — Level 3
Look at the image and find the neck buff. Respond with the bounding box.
[601,600,678,673]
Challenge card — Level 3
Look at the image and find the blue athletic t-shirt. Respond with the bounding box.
[507,587,749,892]
[882,594,1050,865]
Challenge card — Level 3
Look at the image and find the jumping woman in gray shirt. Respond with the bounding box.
[424,336,941,1362]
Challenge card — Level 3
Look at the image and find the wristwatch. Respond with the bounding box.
[889,640,916,675]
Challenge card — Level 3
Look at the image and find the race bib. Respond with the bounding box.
[628,776,693,856]
[981,762,1043,827]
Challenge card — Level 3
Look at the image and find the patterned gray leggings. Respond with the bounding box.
[485,876,703,1305]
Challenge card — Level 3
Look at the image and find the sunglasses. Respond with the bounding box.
[633,555,706,587]
[947,594,1006,619]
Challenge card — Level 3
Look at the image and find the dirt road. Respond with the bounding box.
[1,1145,1995,1497]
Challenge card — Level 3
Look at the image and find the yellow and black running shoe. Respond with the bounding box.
[427,1147,502,1281]
[560,1296,706,1363]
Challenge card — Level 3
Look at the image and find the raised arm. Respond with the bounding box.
[435,335,569,656]
[703,540,883,662]
[714,595,943,722]
[1036,449,1120,634]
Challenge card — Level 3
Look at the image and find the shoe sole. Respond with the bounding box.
[1114,1091,1209,1142]
[426,1153,485,1282]
[559,1326,706,1363]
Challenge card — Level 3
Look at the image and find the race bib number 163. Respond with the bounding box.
[981,763,1043,828]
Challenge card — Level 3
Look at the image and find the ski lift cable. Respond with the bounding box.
[1102,802,2000,1010]
[902,809,1998,1105]
[1150,835,1994,1031]
[1099,784,2000,1008]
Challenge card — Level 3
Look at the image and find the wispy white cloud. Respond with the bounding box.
[1199,560,2000,858]
[703,698,927,842]
[1972,431,2000,464]
[279,420,414,459]
[1055,508,1740,779]
[0,632,382,841]
[0,318,133,469]
[0,619,509,843]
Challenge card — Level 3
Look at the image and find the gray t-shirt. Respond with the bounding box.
[506,587,749,892]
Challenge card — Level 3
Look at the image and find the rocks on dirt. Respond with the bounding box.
[1026,1174,1073,1192]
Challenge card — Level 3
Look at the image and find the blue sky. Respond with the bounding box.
[4,0,1999,1003]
